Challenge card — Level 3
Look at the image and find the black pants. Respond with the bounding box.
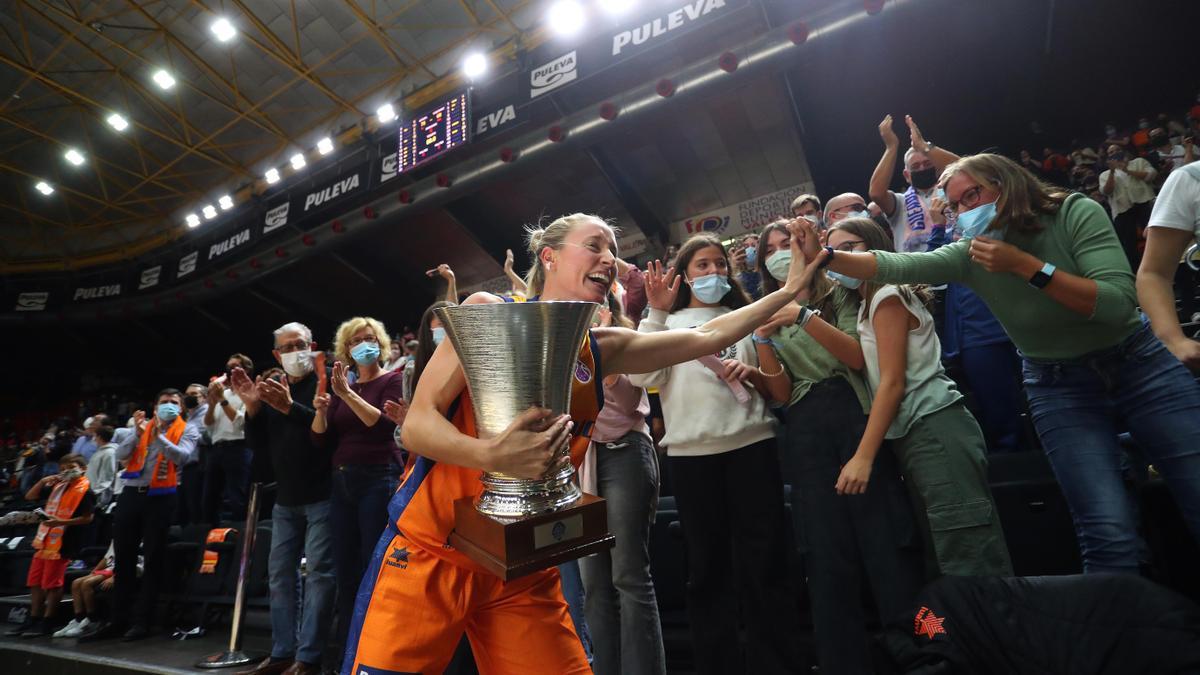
[176,460,204,526]
[1113,200,1152,272]
[785,378,924,675]
[670,438,803,675]
[113,489,177,628]
[202,440,251,524]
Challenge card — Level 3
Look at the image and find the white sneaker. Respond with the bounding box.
[53,619,80,638]
[62,617,90,637]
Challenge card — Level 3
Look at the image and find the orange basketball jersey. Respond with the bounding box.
[389,331,604,574]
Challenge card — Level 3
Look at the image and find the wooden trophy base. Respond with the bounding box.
[449,493,616,581]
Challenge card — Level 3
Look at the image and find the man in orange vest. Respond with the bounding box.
[81,388,201,642]
[4,453,94,638]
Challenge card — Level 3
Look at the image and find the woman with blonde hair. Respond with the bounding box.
[311,316,404,652]
[820,153,1200,575]
[343,213,815,675]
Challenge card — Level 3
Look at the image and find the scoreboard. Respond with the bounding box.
[398,91,470,172]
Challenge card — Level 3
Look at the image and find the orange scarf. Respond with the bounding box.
[32,476,91,560]
[122,415,187,495]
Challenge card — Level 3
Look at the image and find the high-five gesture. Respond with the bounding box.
[645,260,681,311]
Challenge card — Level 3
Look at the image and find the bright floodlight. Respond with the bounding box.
[462,52,488,79]
[211,17,237,42]
[64,148,85,166]
[317,137,334,155]
[547,1,585,36]
[186,213,201,228]
[219,194,234,210]
[106,113,129,131]
[376,103,396,123]
[35,181,54,196]
[152,69,176,90]
[598,0,636,15]
[290,153,306,170]
[265,168,280,184]
[203,205,218,220]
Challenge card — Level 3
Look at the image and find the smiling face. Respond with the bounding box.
[540,219,618,303]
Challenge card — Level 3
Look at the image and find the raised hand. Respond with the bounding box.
[330,361,352,398]
[644,259,681,311]
[132,410,147,433]
[313,392,331,413]
[879,114,899,149]
[426,263,455,281]
[503,249,515,274]
[906,114,929,152]
[486,408,573,479]
[229,367,259,404]
[257,376,293,414]
[787,216,823,262]
[595,306,613,328]
[383,399,409,426]
[207,379,226,405]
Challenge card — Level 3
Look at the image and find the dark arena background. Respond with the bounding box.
[2,0,1200,673]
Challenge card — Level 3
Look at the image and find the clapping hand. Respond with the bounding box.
[503,249,516,275]
[330,361,352,398]
[207,379,226,405]
[132,409,148,433]
[645,260,681,311]
[906,114,929,153]
[879,114,899,150]
[256,376,293,414]
[229,367,259,404]
[313,392,332,413]
[383,399,409,426]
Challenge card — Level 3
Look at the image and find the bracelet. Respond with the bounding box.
[758,361,786,378]
[751,333,774,346]
[819,246,835,268]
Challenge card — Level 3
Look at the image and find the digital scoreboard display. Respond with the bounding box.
[398,91,470,172]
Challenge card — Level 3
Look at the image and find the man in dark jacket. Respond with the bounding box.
[231,322,334,675]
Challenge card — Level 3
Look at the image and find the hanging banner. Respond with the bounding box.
[669,182,815,243]
[471,70,525,141]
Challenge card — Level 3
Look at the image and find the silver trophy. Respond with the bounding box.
[434,301,597,518]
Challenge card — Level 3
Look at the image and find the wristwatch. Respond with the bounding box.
[795,306,822,328]
[1029,262,1056,289]
[219,399,230,407]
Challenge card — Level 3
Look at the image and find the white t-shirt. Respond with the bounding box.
[205,389,246,442]
[629,306,777,456]
[1146,162,1200,240]
[1099,157,1158,217]
[857,286,962,439]
[886,188,940,253]
[1157,145,1190,172]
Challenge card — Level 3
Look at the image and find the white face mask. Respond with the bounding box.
[280,350,314,378]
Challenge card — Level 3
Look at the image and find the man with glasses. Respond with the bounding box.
[824,193,872,225]
[231,322,335,675]
[869,114,961,253]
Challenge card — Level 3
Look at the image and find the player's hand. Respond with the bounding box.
[486,408,573,479]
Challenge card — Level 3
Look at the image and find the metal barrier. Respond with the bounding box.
[196,482,266,669]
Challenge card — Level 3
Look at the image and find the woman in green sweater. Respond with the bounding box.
[818,153,1200,575]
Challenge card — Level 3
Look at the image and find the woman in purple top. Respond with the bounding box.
[311,316,405,652]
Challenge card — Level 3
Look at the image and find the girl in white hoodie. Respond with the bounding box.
[630,233,801,675]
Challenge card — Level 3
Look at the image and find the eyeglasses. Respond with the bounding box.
[347,334,379,347]
[276,340,308,353]
[833,203,868,215]
[948,185,986,213]
[833,239,866,252]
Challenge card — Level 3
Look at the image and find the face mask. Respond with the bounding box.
[910,166,938,190]
[765,249,792,282]
[1109,151,1126,162]
[280,350,314,378]
[689,273,732,304]
[826,270,862,289]
[156,402,181,422]
[956,201,1000,240]
[351,341,381,366]
[744,246,757,267]
[59,467,84,482]
[844,210,870,221]
[431,327,446,346]
[1138,121,1150,130]
[183,395,200,410]
[1105,126,1117,136]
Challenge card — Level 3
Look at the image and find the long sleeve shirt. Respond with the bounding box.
[244,371,332,507]
[311,370,405,466]
[872,193,1140,361]
[115,420,201,487]
[85,442,118,505]
[205,390,247,443]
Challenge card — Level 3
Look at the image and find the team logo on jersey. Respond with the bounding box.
[574,360,593,384]
[914,606,947,639]
[385,546,409,570]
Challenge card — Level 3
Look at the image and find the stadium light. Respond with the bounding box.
[211,17,237,42]
[106,113,129,131]
[462,52,488,80]
[35,181,54,196]
[64,148,85,166]
[265,168,280,184]
[186,213,201,228]
[152,69,176,90]
[547,1,586,36]
[203,204,218,220]
[376,103,396,123]
[317,137,334,155]
[290,153,306,170]
[219,194,234,210]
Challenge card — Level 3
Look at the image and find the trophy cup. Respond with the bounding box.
[435,301,615,580]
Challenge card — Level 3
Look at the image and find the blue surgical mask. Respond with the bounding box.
[765,249,792,282]
[156,403,180,422]
[350,341,381,366]
[431,327,446,346]
[826,270,862,289]
[845,210,870,221]
[744,246,757,267]
[956,201,1001,240]
[689,273,731,303]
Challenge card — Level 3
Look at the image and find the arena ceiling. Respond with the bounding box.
[0,0,547,271]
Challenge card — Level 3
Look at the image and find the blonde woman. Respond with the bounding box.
[311,316,404,652]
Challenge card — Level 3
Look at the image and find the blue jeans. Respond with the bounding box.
[269,500,336,664]
[578,432,666,675]
[557,559,592,663]
[1022,322,1200,574]
[332,464,400,650]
